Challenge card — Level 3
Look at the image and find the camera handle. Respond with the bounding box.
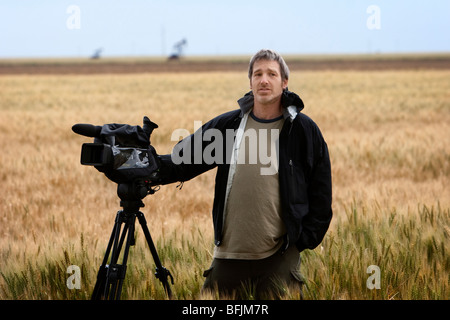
[91,182,174,300]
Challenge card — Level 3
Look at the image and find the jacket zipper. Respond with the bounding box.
[282,120,295,252]
[288,119,294,175]
[285,160,294,253]
[286,117,294,175]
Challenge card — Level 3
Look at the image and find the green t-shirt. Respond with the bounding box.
[214,112,287,260]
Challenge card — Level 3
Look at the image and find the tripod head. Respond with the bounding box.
[117,179,160,212]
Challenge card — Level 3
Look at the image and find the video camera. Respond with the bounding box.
[73,117,174,299]
[72,116,160,191]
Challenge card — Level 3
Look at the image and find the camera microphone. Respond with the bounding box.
[72,123,102,137]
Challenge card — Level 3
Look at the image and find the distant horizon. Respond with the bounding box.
[1,1,449,59]
[1,50,450,62]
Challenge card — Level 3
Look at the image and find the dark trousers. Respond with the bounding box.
[202,246,304,299]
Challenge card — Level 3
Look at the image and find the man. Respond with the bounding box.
[156,49,332,299]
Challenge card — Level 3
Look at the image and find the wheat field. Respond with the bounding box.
[0,67,449,300]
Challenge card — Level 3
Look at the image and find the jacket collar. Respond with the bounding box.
[237,89,305,122]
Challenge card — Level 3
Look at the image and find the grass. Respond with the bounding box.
[302,202,449,300]
[0,68,449,300]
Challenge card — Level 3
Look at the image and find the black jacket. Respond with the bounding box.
[158,90,332,252]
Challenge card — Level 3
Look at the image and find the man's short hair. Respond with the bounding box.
[248,49,290,81]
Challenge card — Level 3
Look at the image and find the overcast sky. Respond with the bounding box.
[1,0,449,58]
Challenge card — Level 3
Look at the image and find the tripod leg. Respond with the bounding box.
[104,213,136,300]
[111,214,136,299]
[91,210,122,300]
[92,210,135,300]
[136,211,174,298]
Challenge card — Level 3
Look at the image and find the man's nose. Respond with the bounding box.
[260,74,269,84]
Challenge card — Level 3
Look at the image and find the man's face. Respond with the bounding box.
[250,59,288,107]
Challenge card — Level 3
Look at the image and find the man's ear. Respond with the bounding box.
[282,79,289,90]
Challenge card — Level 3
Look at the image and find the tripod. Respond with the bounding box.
[91,181,174,300]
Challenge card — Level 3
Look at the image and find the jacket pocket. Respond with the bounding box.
[203,266,214,278]
[290,270,305,284]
